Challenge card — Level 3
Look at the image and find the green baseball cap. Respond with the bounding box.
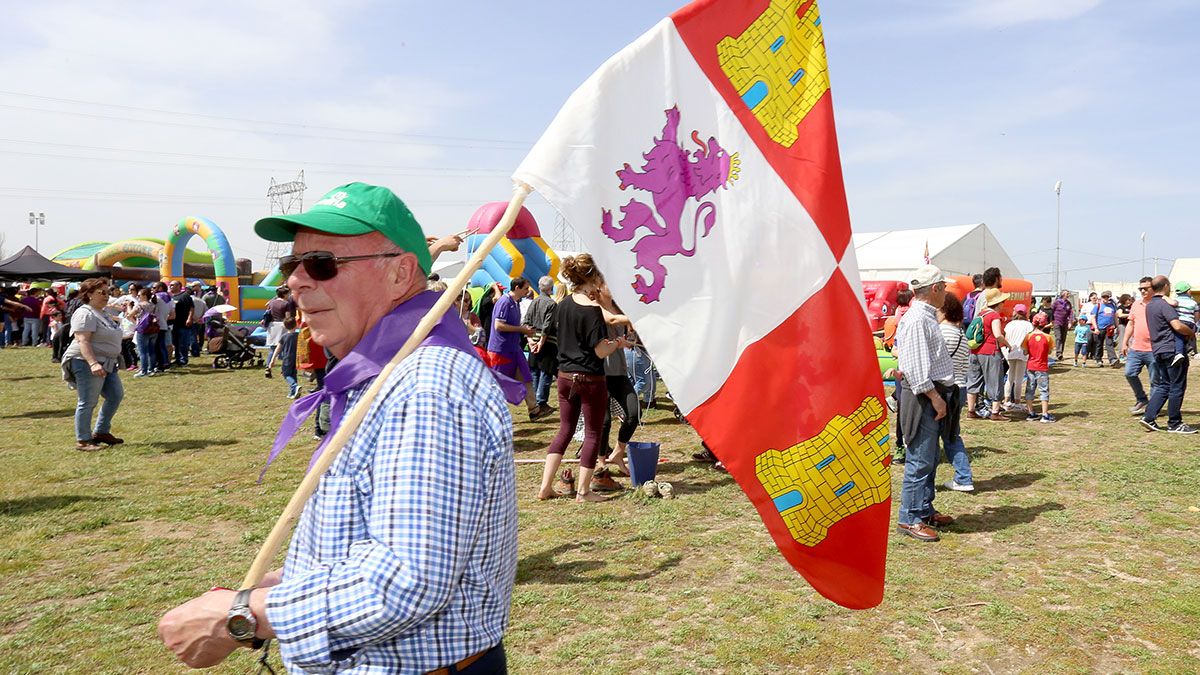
[254,182,432,274]
[1176,280,1192,294]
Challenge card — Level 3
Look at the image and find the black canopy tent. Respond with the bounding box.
[0,246,108,282]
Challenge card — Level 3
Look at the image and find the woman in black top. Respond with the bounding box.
[537,254,632,502]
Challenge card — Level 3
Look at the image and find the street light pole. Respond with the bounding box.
[27,211,45,252]
[1140,232,1146,277]
[1054,181,1063,293]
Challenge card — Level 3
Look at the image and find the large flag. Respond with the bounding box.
[514,0,890,608]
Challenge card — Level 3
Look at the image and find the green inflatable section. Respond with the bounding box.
[51,238,212,269]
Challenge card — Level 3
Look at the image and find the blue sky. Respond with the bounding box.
[0,0,1195,288]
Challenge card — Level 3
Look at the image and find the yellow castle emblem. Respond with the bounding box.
[755,397,891,547]
[717,0,831,148]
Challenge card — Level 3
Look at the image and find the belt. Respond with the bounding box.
[426,648,487,675]
[559,371,605,383]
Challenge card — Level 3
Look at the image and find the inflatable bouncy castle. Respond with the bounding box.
[464,202,561,289]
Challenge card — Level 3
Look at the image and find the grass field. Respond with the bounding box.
[1,346,1199,673]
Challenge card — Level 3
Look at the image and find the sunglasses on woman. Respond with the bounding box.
[278,251,403,281]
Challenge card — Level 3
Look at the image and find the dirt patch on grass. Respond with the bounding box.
[133,518,243,545]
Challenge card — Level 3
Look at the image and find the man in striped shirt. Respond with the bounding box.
[159,183,517,673]
[894,265,959,543]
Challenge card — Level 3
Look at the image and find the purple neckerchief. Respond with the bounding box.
[259,290,525,481]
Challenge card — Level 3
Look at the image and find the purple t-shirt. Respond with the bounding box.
[487,293,521,355]
[20,296,41,318]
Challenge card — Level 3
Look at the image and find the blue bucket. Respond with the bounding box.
[626,441,661,486]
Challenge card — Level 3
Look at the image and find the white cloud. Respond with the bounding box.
[0,0,503,265]
[951,0,1104,28]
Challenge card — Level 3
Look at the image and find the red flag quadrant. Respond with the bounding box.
[514,0,890,608]
[685,269,890,609]
[673,0,853,259]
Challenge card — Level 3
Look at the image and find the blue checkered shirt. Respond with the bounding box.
[895,299,955,395]
[265,345,518,674]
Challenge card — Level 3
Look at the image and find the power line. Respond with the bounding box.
[1060,247,1137,261]
[0,137,514,173]
[0,186,261,205]
[0,187,509,208]
[0,102,528,149]
[0,148,514,177]
[1023,259,1140,275]
[0,90,533,146]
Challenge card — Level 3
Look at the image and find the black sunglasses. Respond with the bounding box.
[279,251,403,281]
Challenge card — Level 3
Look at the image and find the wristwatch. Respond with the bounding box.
[226,588,265,649]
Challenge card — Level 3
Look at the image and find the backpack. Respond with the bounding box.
[965,315,986,351]
[135,310,160,334]
[961,291,981,328]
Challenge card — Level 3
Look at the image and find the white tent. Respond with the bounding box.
[1169,258,1200,287]
[851,223,1022,282]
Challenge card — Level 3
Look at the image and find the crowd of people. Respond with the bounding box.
[4,180,1192,672]
[1,277,245,450]
[888,265,1197,543]
[442,257,660,501]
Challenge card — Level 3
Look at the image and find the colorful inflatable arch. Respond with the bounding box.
[161,217,242,318]
[464,202,561,290]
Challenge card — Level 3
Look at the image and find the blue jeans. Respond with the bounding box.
[284,373,299,397]
[1144,354,1188,428]
[135,332,157,374]
[898,398,939,525]
[0,315,11,347]
[155,331,169,369]
[191,324,204,357]
[69,358,124,441]
[22,317,40,346]
[530,368,553,407]
[942,433,973,486]
[1125,350,1160,405]
[625,347,656,404]
[172,325,191,365]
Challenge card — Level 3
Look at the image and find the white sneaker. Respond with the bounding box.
[943,480,975,492]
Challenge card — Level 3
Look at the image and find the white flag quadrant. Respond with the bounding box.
[515,19,839,414]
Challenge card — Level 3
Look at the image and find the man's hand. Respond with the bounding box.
[927,391,947,420]
[158,589,241,668]
[521,325,535,337]
[427,234,463,260]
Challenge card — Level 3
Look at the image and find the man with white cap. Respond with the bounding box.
[893,264,959,542]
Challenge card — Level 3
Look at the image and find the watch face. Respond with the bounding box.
[228,614,253,639]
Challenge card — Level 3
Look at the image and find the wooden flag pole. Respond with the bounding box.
[239,182,533,590]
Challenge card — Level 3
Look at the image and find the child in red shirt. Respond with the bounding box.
[1022,315,1056,422]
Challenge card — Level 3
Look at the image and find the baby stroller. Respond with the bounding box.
[206,317,263,369]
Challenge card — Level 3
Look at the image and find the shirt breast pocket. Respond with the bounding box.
[312,473,369,558]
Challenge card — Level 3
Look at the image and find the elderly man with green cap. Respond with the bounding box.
[159,182,518,673]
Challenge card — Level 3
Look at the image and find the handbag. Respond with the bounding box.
[136,310,160,334]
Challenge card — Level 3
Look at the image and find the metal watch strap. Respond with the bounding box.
[232,588,265,650]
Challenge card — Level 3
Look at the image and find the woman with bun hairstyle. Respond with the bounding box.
[537,254,633,502]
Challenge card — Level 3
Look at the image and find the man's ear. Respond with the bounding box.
[386,251,424,300]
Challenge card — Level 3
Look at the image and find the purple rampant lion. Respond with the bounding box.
[600,106,741,303]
